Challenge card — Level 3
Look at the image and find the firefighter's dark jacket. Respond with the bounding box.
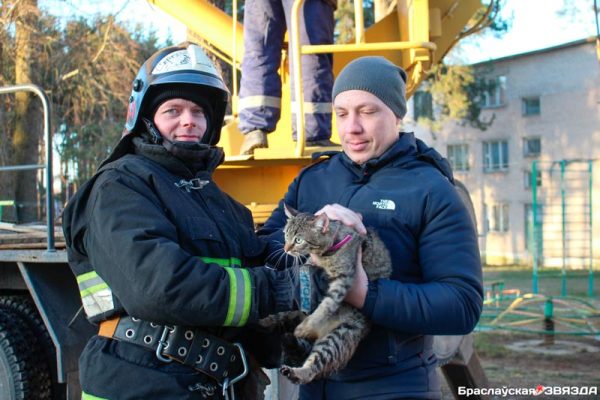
[63,136,291,333]
[259,132,483,399]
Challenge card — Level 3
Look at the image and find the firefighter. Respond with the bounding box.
[238,0,337,155]
[62,42,296,399]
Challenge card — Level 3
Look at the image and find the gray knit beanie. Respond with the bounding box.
[332,56,408,118]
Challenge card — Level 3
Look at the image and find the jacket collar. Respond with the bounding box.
[340,132,454,183]
[132,135,224,178]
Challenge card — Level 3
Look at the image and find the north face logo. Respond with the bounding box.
[373,199,396,210]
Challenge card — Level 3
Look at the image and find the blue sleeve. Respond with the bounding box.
[362,183,483,335]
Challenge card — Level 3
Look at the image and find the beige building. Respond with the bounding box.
[406,38,600,267]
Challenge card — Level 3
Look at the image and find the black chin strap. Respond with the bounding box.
[142,118,163,144]
[142,117,206,149]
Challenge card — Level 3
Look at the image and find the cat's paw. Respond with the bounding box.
[256,316,276,331]
[294,319,319,341]
[282,333,312,366]
[280,365,314,385]
[280,365,299,384]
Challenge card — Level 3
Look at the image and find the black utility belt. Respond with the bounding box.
[98,316,248,388]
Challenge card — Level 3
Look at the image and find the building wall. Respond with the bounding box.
[405,40,600,267]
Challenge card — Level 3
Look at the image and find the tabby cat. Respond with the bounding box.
[260,205,392,384]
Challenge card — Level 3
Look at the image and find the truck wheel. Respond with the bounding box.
[0,305,52,400]
[0,309,39,399]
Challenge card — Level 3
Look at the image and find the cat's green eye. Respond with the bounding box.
[294,237,304,244]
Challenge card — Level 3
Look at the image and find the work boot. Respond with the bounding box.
[306,139,338,147]
[240,130,268,155]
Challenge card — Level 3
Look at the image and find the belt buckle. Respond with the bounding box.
[155,325,175,363]
[222,343,248,400]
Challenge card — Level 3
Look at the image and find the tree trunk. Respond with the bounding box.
[0,17,16,220]
[13,0,42,223]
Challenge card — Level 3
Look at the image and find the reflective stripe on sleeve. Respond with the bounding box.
[76,271,114,318]
[239,95,281,110]
[82,391,108,400]
[199,257,241,268]
[222,266,251,327]
[291,101,332,114]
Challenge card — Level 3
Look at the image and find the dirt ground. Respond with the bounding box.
[439,331,600,399]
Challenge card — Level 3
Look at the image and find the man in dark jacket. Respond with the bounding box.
[259,56,484,399]
[62,43,295,399]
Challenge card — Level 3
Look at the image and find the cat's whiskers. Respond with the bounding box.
[273,250,290,270]
[267,247,290,268]
[267,247,285,260]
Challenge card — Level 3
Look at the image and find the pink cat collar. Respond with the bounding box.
[327,234,353,253]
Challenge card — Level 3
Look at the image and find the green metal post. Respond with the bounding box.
[532,160,539,294]
[543,297,555,345]
[589,160,594,297]
[560,160,567,297]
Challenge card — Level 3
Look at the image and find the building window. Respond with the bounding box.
[523,137,541,157]
[483,140,509,172]
[524,169,542,189]
[522,97,540,116]
[447,144,469,171]
[490,203,509,232]
[480,76,507,108]
[413,91,433,120]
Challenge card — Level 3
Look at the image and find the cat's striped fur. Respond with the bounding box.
[260,206,391,384]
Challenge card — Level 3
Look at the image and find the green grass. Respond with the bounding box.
[473,331,508,358]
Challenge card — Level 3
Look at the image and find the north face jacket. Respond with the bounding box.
[259,132,483,400]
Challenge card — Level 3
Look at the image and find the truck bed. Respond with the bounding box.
[0,222,65,251]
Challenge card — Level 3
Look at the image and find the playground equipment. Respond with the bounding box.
[479,293,600,339]
[530,159,597,297]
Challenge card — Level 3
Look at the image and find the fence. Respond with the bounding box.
[0,84,56,251]
[529,159,596,296]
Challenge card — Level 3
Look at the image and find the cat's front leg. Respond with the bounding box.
[293,313,320,341]
[294,297,339,340]
[258,310,306,333]
[295,272,352,339]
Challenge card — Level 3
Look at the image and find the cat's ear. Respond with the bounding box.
[314,213,330,233]
[284,203,298,219]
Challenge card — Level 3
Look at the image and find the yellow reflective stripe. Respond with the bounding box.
[80,282,110,298]
[241,269,251,326]
[82,391,108,400]
[223,267,237,326]
[76,271,109,298]
[199,257,242,267]
[76,272,114,317]
[239,95,281,110]
[222,266,251,327]
[291,101,332,114]
[76,270,98,283]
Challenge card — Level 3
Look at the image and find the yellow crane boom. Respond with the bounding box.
[149,0,482,223]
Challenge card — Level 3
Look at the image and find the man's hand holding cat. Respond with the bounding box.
[344,247,368,309]
[315,204,367,235]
